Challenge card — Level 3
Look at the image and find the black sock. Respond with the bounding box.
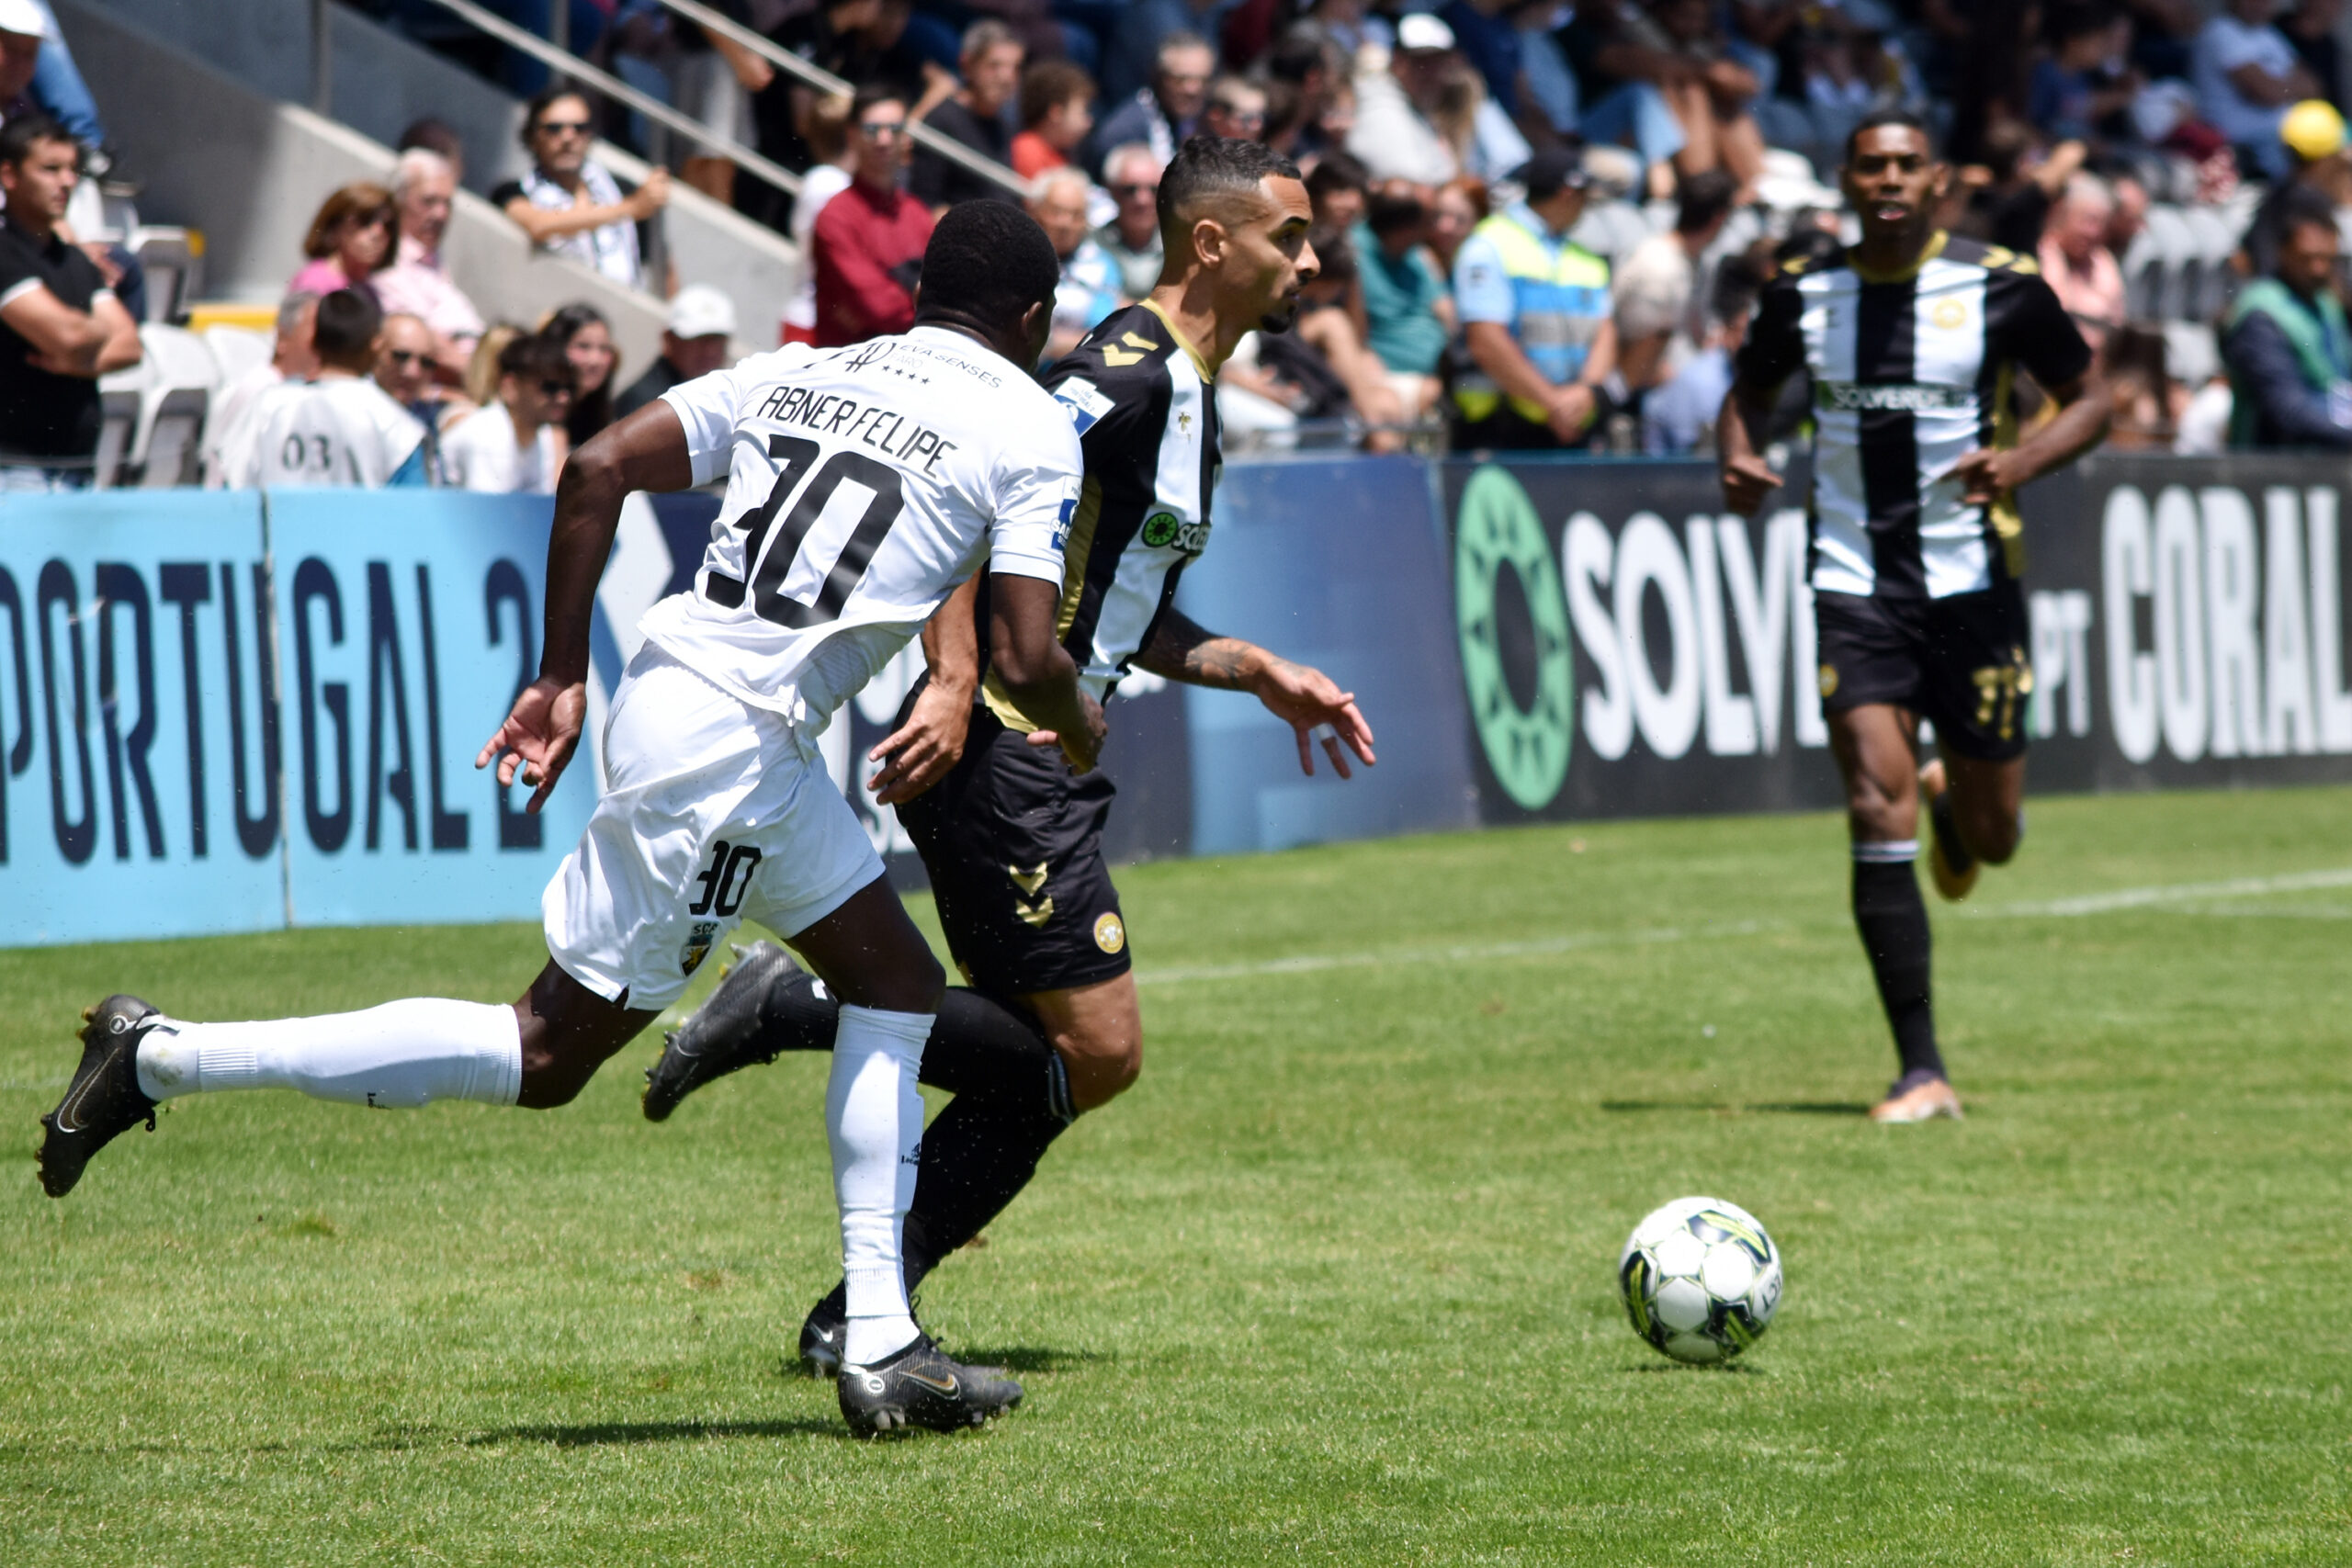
[762,978,1074,1122]
[1852,852,1943,1082]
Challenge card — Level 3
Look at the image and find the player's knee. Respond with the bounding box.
[1966,810,2021,865]
[1059,1032,1142,1113]
[516,1056,592,1110]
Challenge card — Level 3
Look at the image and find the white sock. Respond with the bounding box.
[134,999,522,1109]
[828,1003,932,1366]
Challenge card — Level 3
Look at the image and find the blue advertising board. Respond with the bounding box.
[0,490,594,946]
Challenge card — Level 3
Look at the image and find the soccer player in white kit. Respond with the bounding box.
[36,204,1100,1436]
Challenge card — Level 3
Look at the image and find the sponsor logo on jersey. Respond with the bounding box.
[1141,511,1210,555]
[1815,381,1970,413]
[1054,478,1081,550]
[1093,912,1126,954]
[680,919,721,976]
[1055,378,1116,434]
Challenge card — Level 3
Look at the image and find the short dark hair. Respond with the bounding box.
[1306,224,1355,286]
[1021,59,1094,130]
[1303,148,1369,206]
[396,117,465,165]
[501,330,577,388]
[1676,169,1737,235]
[1365,189,1427,240]
[1708,255,1765,326]
[1160,136,1305,250]
[0,114,74,169]
[1843,107,1936,164]
[914,200,1062,339]
[312,288,384,367]
[521,85,594,146]
[2278,186,2341,249]
[852,83,907,125]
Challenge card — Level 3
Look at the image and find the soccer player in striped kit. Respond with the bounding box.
[1718,110,2111,1123]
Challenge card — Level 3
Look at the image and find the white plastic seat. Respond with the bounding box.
[203,325,271,388]
[110,324,219,488]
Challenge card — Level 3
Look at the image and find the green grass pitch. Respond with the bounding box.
[4,786,2348,1564]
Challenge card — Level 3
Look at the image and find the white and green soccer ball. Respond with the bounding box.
[1618,1196,1782,1364]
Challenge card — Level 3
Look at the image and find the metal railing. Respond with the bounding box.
[381,0,807,200]
[648,0,1031,198]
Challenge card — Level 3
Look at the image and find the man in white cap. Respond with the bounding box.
[0,0,49,118]
[614,283,736,417]
[1346,14,1466,186]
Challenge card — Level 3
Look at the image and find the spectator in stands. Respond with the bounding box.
[1551,2,1693,196]
[1350,15,1476,185]
[542,302,616,448]
[1308,0,1395,59]
[1306,149,1371,230]
[0,115,137,491]
[1204,76,1271,143]
[1090,32,1212,175]
[0,1,43,121]
[1266,24,1348,161]
[374,312,449,484]
[1013,60,1095,178]
[1426,176,1488,274]
[372,149,485,382]
[2282,0,2344,107]
[440,331,575,493]
[1643,257,1759,454]
[783,92,856,346]
[1611,167,1736,396]
[1094,141,1164,299]
[812,86,934,347]
[616,284,737,417]
[911,20,1024,210]
[397,118,467,184]
[2195,0,2322,179]
[11,0,101,151]
[464,324,519,411]
[290,183,397,306]
[2237,99,2352,279]
[204,292,318,490]
[2028,6,2143,146]
[1960,121,2086,254]
[247,289,427,489]
[493,86,670,290]
[1355,188,1453,418]
[1450,147,1613,450]
[2222,188,2352,448]
[1030,167,1120,359]
[2098,323,2192,449]
[2039,173,2127,353]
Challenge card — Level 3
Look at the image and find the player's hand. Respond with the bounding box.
[475,676,585,815]
[1250,657,1375,779]
[1546,385,1597,445]
[1025,692,1108,775]
[1720,450,1782,514]
[866,681,971,806]
[1947,446,2016,506]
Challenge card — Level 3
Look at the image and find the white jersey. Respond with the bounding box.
[248,376,428,488]
[638,325,1080,727]
[441,403,563,494]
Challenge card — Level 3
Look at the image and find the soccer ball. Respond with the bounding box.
[1618,1196,1782,1364]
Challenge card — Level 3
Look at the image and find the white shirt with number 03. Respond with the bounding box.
[637,326,1083,730]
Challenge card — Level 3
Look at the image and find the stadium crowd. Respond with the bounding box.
[9,0,2352,488]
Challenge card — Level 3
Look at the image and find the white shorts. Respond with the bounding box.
[543,646,884,1010]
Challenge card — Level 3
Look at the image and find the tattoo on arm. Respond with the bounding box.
[1136,608,1261,690]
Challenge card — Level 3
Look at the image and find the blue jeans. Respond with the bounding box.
[1575,82,1686,174]
[29,1,106,145]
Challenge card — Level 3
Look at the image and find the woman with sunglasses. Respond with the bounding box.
[290,183,398,304]
[540,301,618,447]
[491,87,670,290]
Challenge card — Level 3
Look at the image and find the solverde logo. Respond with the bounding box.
[1454,467,1572,809]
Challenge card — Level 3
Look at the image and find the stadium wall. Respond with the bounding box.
[3,454,2349,947]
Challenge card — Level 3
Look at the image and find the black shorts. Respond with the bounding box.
[895,701,1130,998]
[1814,585,2033,761]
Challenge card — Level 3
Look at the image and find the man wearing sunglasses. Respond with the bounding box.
[492,86,670,290]
[440,332,576,495]
[810,85,933,349]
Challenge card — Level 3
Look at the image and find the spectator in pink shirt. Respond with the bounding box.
[371,149,484,381]
[2038,173,2127,353]
[290,182,397,304]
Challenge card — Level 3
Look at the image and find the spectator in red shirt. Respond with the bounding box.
[1012,59,1095,179]
[812,86,936,347]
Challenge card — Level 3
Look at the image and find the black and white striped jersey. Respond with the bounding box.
[980,299,1220,730]
[1736,233,2092,601]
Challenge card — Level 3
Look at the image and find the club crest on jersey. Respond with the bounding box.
[680,919,720,977]
[1093,912,1126,954]
[1055,378,1115,434]
[1141,510,1209,555]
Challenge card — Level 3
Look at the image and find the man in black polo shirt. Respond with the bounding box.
[909,18,1023,211]
[0,114,140,489]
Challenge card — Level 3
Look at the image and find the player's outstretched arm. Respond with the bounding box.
[990,574,1105,773]
[475,401,696,813]
[1947,369,2113,505]
[868,575,982,805]
[1136,609,1375,778]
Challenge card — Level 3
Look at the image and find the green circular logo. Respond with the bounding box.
[1454,467,1573,810]
[1141,511,1181,548]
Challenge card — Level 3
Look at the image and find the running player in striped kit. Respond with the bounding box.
[1718,110,2111,1123]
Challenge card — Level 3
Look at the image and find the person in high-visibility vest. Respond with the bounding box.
[1448,146,1616,449]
